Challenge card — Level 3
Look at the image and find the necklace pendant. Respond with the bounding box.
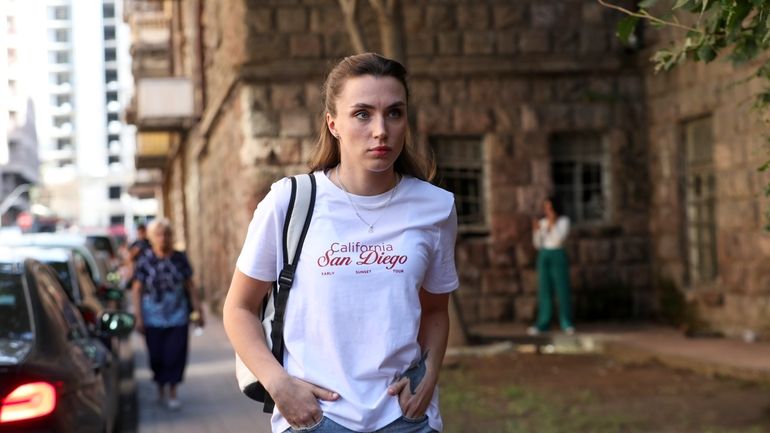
[368,226,374,233]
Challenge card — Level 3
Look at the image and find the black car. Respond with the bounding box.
[0,252,133,433]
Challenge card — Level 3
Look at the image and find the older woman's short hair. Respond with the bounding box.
[147,218,171,234]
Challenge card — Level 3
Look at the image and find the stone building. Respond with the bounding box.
[124,0,770,338]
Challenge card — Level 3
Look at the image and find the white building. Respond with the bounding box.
[0,0,39,226]
[12,0,156,232]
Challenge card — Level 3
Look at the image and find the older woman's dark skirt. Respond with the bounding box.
[144,325,189,385]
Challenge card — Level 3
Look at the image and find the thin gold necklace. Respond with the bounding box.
[336,165,399,233]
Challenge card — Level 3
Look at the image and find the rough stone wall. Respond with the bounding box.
[645,29,770,336]
[168,0,653,325]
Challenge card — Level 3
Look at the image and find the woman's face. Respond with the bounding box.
[543,200,556,218]
[148,225,172,252]
[326,75,407,174]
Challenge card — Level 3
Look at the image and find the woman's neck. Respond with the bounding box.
[335,164,398,196]
[153,247,171,258]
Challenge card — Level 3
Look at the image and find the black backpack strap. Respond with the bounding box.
[264,173,316,412]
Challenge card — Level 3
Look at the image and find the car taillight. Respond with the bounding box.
[0,382,57,423]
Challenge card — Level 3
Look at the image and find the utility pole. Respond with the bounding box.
[0,183,32,227]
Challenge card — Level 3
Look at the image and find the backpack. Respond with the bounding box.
[235,173,316,413]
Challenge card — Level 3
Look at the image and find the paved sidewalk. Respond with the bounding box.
[468,323,770,384]
[132,314,272,433]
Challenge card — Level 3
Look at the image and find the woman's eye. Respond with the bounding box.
[388,109,402,118]
[354,111,369,120]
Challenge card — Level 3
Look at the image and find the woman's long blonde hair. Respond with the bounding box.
[308,53,434,181]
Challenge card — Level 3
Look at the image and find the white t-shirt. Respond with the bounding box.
[532,216,570,250]
[236,170,459,433]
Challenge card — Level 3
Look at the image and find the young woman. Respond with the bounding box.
[132,218,205,410]
[223,53,458,433]
[528,197,575,335]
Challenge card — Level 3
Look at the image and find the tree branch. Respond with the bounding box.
[596,0,701,33]
[338,0,367,53]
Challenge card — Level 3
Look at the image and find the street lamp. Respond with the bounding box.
[0,183,33,227]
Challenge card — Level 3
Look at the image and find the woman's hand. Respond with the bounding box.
[387,369,437,419]
[135,316,145,335]
[270,375,339,429]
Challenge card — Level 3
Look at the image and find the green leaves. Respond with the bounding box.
[697,44,718,61]
[638,0,660,9]
[617,16,640,44]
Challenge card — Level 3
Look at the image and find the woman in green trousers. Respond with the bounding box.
[527,197,575,335]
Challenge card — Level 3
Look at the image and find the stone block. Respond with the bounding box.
[273,138,302,165]
[456,5,489,31]
[530,158,550,186]
[410,79,438,105]
[519,104,539,131]
[305,83,323,112]
[493,5,526,29]
[243,85,270,111]
[493,107,519,133]
[491,159,531,186]
[469,79,500,104]
[581,2,605,24]
[479,296,513,322]
[301,138,316,162]
[717,200,757,229]
[309,7,344,33]
[289,34,322,58]
[655,234,682,261]
[718,170,752,199]
[491,213,520,243]
[521,269,538,294]
[271,83,304,110]
[497,30,517,55]
[485,133,513,161]
[425,5,455,31]
[579,239,613,264]
[276,7,308,32]
[553,29,580,54]
[280,110,312,137]
[515,132,549,159]
[247,8,273,34]
[540,104,573,130]
[417,106,453,134]
[518,30,550,54]
[239,137,274,165]
[437,32,461,55]
[514,296,537,322]
[572,103,612,129]
[247,34,289,62]
[616,238,648,263]
[580,28,608,54]
[403,5,424,32]
[531,3,564,28]
[406,33,435,56]
[453,107,493,133]
[249,110,279,137]
[439,80,468,105]
[516,187,542,216]
[323,32,352,57]
[489,186,518,213]
[481,269,518,295]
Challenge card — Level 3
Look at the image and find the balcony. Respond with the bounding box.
[129,12,171,77]
[132,77,194,130]
[135,131,172,169]
[128,168,162,199]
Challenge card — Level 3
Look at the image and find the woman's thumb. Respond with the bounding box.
[387,377,409,396]
[312,386,340,401]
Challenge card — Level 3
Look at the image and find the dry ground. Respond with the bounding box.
[439,352,770,433]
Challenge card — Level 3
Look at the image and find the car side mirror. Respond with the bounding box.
[99,311,135,338]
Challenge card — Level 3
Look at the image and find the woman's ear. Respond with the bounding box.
[326,112,338,138]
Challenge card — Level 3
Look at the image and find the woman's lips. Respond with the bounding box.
[369,146,391,156]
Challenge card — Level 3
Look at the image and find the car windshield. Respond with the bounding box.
[0,270,34,364]
[88,236,115,257]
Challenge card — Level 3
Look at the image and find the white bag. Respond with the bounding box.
[234,173,316,413]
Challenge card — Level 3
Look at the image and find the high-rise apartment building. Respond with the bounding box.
[0,0,39,226]
[11,0,155,231]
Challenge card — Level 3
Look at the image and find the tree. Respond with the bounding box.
[598,0,770,228]
[337,0,405,63]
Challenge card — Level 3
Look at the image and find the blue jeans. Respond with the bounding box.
[282,416,437,433]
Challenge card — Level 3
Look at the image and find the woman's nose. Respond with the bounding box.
[372,114,388,140]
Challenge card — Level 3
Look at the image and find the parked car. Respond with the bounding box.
[0,251,133,433]
[10,247,126,356]
[0,233,124,308]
